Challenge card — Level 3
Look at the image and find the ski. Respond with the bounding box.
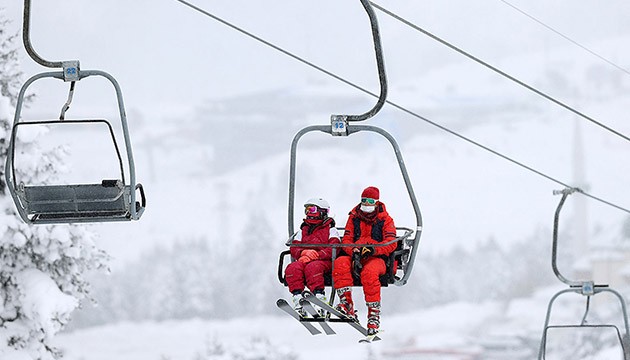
[302,291,381,341]
[299,298,336,335]
[359,331,383,343]
[276,299,322,335]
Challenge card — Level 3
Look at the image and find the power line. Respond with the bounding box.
[172,0,630,215]
[369,1,630,145]
[498,0,630,77]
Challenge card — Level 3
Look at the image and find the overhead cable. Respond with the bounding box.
[173,0,630,215]
[369,1,630,144]
[498,0,630,77]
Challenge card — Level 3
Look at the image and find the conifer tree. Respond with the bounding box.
[0,9,109,359]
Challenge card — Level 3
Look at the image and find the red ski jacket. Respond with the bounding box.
[341,202,397,257]
[290,218,340,260]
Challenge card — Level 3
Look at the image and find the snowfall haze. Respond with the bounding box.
[2,0,630,359]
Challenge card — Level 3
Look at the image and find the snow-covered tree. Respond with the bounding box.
[0,10,30,107]
[233,211,284,316]
[170,239,216,319]
[0,9,109,360]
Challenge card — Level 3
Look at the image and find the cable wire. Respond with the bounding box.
[498,0,630,77]
[173,0,630,215]
[369,1,630,145]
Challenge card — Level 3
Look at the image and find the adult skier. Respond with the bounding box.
[333,186,397,336]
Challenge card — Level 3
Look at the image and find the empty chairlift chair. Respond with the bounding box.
[5,70,146,224]
[538,188,630,360]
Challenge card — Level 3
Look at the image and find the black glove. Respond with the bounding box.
[352,251,362,278]
[360,246,374,259]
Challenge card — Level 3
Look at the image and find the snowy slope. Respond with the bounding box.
[54,287,628,360]
[54,302,516,360]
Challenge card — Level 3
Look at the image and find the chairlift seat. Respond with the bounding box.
[18,179,142,223]
[278,233,411,288]
[323,247,409,287]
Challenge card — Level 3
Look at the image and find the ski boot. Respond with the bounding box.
[312,290,328,317]
[335,287,357,321]
[291,293,307,318]
[366,301,381,336]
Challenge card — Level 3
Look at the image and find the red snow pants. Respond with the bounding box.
[332,255,385,303]
[285,259,332,293]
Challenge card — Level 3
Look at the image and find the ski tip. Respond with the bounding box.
[359,331,382,343]
[359,335,381,343]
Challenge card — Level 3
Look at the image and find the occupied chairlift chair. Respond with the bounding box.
[4,0,146,224]
[538,188,630,359]
[277,0,423,300]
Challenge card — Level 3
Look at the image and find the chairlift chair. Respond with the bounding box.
[279,124,423,288]
[538,188,630,359]
[277,0,422,293]
[5,70,146,224]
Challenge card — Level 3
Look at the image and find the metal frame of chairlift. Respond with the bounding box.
[4,0,145,224]
[278,0,422,299]
[538,187,630,359]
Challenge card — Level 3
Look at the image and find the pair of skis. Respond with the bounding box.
[276,291,381,343]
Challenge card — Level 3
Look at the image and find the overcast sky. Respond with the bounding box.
[3,0,630,120]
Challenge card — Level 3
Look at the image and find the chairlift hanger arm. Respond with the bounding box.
[22,0,62,68]
[23,0,81,82]
[339,0,388,123]
[551,187,585,287]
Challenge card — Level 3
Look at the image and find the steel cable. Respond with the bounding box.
[173,0,630,214]
[369,1,630,144]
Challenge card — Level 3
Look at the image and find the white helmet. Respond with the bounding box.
[305,197,330,210]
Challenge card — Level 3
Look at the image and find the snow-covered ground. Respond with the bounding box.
[54,287,627,360]
[54,302,514,360]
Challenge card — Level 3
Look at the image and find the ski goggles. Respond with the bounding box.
[361,197,377,205]
[305,205,320,215]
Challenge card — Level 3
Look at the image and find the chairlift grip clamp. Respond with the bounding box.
[62,60,80,82]
[331,115,348,136]
[581,281,595,296]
